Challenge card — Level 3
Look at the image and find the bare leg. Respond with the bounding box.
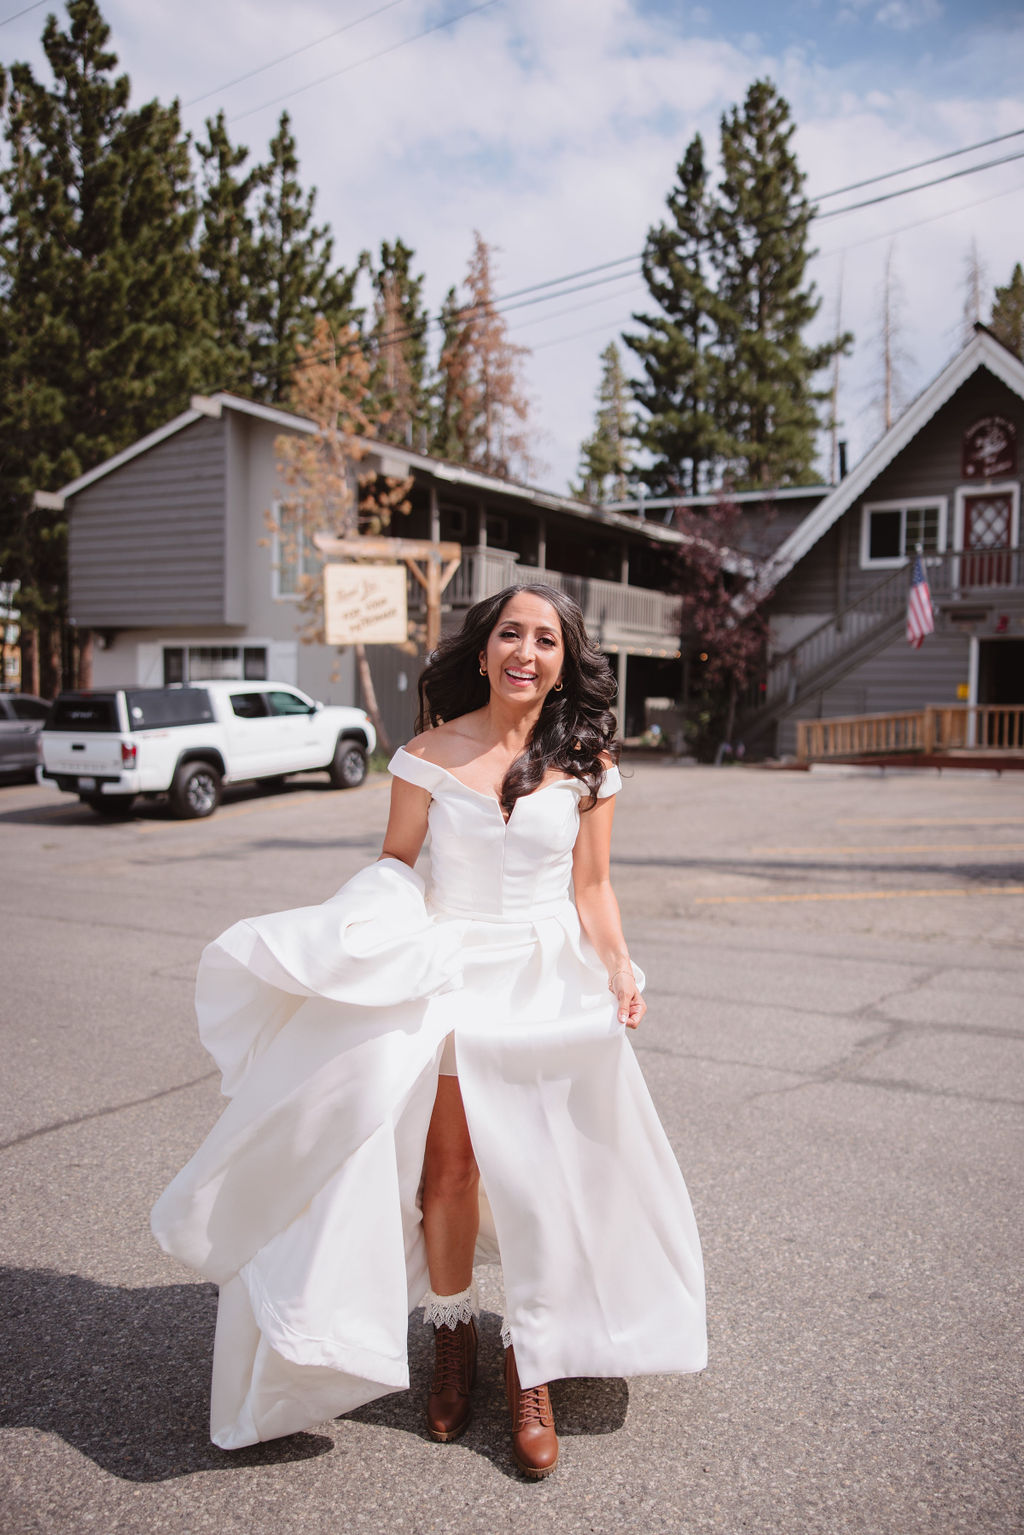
[422,1073,480,1293]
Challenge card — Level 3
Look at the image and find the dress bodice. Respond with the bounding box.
[388,747,620,921]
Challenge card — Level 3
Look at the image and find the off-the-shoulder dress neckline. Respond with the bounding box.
[392,745,581,824]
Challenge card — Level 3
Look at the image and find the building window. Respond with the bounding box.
[861,499,946,569]
[162,645,268,684]
[273,501,324,598]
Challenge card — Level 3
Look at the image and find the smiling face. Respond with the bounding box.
[480,591,565,705]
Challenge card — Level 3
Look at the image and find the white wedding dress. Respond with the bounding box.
[151,750,706,1449]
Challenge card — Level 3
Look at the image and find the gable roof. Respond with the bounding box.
[753,326,1024,597]
[33,390,686,548]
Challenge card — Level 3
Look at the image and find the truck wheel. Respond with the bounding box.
[329,741,367,790]
[87,794,136,818]
[170,762,222,819]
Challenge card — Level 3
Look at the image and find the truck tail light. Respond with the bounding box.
[121,741,138,768]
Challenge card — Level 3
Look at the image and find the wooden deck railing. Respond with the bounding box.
[797,704,1024,762]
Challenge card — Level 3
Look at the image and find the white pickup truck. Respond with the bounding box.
[40,680,377,819]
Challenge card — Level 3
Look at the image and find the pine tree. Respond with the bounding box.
[573,341,634,502]
[961,238,988,346]
[990,262,1024,357]
[712,80,845,487]
[872,241,913,435]
[367,238,430,449]
[625,134,724,495]
[196,110,263,387]
[272,315,413,750]
[249,113,359,403]
[430,233,533,479]
[0,0,210,693]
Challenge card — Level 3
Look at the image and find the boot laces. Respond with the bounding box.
[432,1322,470,1393]
[516,1382,553,1429]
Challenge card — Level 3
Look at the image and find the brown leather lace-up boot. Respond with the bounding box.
[426,1317,478,1442]
[504,1343,559,1478]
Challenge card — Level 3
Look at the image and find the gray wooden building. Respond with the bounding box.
[37,394,689,747]
[746,326,1024,756]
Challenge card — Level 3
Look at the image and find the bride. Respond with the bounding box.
[152,583,705,1477]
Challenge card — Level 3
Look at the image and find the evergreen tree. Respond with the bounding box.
[367,238,430,449]
[990,262,1024,357]
[249,112,359,403]
[624,135,725,495]
[0,0,209,693]
[573,341,634,502]
[196,110,263,387]
[430,232,532,479]
[712,79,845,487]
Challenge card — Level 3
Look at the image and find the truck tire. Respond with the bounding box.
[170,761,222,819]
[328,741,367,790]
[86,794,137,818]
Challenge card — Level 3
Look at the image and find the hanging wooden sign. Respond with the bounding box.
[962,415,1016,480]
[324,564,408,645]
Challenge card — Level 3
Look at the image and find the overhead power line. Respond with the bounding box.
[184,0,414,111]
[0,0,46,27]
[229,0,501,125]
[814,125,1024,201]
[816,146,1024,219]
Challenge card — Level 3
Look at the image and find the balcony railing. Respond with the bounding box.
[436,549,682,651]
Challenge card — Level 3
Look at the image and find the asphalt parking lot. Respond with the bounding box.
[1,762,1022,1535]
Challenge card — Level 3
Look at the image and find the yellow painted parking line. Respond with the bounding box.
[752,843,1024,855]
[695,886,1024,906]
[837,816,1024,827]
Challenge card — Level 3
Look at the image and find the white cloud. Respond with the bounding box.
[6,0,1023,489]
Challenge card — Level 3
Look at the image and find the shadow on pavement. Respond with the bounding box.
[0,1266,332,1481]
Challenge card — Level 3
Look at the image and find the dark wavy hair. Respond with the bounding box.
[416,583,619,815]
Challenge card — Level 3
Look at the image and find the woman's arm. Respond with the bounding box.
[572,796,646,1030]
[379,776,431,868]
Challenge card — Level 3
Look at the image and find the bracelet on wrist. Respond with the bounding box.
[607,966,632,993]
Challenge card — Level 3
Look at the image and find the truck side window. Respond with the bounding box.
[268,690,313,716]
[230,693,269,719]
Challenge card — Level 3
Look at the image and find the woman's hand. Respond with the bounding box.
[609,969,646,1030]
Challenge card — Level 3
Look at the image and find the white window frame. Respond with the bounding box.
[859,497,948,570]
[160,642,270,685]
[952,481,1020,552]
[271,500,324,601]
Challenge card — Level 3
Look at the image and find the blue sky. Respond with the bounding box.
[4,0,1023,488]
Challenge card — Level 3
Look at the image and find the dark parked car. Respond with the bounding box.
[0,692,51,780]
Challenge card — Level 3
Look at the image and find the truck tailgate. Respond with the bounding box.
[42,732,126,775]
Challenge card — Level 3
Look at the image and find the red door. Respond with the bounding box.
[960,493,1013,587]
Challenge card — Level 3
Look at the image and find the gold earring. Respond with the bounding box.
[554,680,563,692]
[479,664,487,676]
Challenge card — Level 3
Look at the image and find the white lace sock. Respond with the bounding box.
[500,1319,513,1350]
[422,1279,479,1331]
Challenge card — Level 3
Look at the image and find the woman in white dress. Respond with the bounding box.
[151,583,705,1475]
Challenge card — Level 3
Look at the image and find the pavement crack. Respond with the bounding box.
[0,1069,219,1153]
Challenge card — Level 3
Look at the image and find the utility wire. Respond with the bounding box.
[814,125,1024,200]
[0,0,46,27]
[229,0,501,125]
[184,0,414,110]
[815,146,1024,219]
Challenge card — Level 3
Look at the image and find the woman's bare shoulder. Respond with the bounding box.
[402,716,486,767]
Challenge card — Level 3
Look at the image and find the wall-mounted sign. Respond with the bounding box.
[962,415,1016,480]
[324,564,408,645]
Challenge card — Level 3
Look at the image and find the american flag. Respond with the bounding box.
[906,554,935,649]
